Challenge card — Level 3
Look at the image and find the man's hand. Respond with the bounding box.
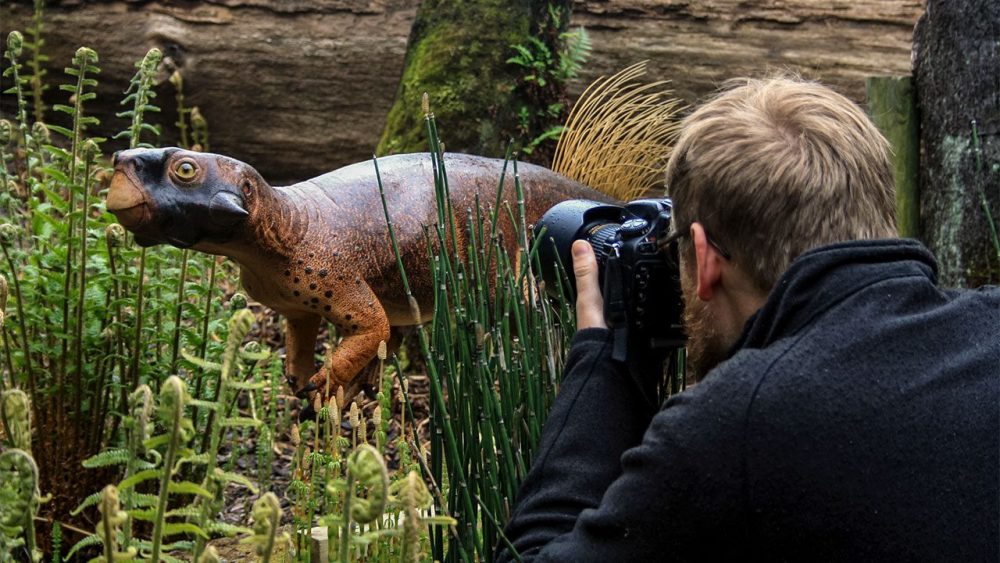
[572,240,607,330]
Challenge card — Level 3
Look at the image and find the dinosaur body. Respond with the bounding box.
[106,148,617,400]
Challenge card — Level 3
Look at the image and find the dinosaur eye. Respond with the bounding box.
[173,160,198,181]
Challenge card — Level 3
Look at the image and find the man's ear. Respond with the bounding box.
[691,222,724,301]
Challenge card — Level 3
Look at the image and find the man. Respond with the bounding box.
[496,77,1000,561]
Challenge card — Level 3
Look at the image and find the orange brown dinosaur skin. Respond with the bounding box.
[106,147,617,405]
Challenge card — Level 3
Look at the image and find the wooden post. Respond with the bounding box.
[309,526,329,563]
[866,76,920,238]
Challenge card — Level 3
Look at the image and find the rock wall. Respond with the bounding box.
[1,0,923,183]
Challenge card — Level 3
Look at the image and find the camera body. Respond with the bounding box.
[534,198,685,399]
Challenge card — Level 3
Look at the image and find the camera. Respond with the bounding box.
[534,198,685,403]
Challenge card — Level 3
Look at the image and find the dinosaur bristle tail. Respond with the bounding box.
[552,61,685,201]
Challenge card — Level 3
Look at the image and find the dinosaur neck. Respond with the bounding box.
[197,184,308,266]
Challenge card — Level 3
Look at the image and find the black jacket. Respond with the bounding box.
[497,239,1000,562]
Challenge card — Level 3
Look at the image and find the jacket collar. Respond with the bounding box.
[732,239,938,351]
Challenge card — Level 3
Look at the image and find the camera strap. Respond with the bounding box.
[603,253,629,363]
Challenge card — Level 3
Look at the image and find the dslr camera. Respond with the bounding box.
[534,198,685,402]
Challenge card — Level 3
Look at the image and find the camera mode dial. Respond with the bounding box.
[619,218,648,237]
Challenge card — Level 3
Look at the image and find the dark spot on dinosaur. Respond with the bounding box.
[284,270,291,277]
[305,267,313,274]
[345,314,352,321]
[319,269,328,277]
[297,259,304,265]
[311,297,319,303]
[309,283,317,290]
[351,324,358,330]
[293,290,300,296]
[325,290,333,298]
[309,252,314,258]
[324,305,331,311]
[332,251,339,257]
[293,277,300,284]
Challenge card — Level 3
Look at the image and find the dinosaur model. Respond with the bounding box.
[104,62,679,407]
[106,149,614,401]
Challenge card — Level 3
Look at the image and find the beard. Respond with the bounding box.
[680,265,733,381]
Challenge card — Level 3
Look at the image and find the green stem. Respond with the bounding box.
[150,382,184,562]
[72,152,93,427]
[168,249,189,374]
[1,244,33,397]
[193,258,217,401]
[340,471,354,563]
[128,248,147,390]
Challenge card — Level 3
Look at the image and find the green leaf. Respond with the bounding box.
[181,349,221,371]
[161,522,209,539]
[166,480,213,498]
[66,533,103,561]
[220,417,262,428]
[205,521,253,537]
[215,469,259,493]
[117,468,161,491]
[186,399,219,411]
[423,515,458,526]
[46,123,73,139]
[70,491,102,515]
[227,380,267,391]
[81,448,130,468]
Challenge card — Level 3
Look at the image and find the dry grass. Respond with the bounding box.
[553,61,686,201]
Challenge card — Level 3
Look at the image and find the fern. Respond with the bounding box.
[113,48,162,148]
[3,32,34,181]
[23,0,49,123]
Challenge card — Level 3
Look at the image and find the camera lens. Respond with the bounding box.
[534,200,625,299]
[586,223,620,269]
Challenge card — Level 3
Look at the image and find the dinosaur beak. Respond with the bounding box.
[106,171,152,229]
[209,192,249,226]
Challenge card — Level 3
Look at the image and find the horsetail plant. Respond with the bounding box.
[375,98,574,561]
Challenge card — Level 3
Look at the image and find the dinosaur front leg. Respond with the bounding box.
[339,325,411,402]
[305,291,392,403]
[284,313,322,391]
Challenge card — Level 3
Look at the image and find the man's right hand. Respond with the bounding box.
[572,240,607,330]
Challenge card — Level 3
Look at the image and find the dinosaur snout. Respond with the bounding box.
[107,169,152,229]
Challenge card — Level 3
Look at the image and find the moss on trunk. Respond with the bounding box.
[377,0,569,158]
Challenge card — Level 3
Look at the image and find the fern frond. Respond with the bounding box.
[82,448,131,468]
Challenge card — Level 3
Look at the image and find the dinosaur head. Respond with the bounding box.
[106,147,261,248]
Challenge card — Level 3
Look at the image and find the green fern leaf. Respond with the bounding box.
[161,522,209,539]
[81,448,130,468]
[166,480,213,498]
[117,468,161,491]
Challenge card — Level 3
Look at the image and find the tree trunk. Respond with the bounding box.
[569,1,923,104]
[2,1,923,183]
[913,0,1000,287]
[0,0,418,184]
[375,0,571,160]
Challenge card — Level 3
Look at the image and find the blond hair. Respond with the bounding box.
[665,76,897,292]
